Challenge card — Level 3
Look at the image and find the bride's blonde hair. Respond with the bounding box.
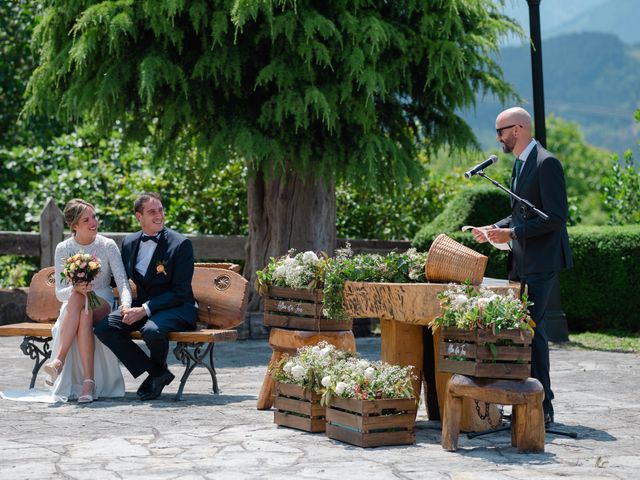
[63,199,95,235]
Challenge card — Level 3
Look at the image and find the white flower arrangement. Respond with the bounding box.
[320,357,416,405]
[434,282,535,334]
[270,341,355,392]
[255,249,327,294]
[271,341,416,404]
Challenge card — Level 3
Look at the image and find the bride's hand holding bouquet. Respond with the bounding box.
[61,252,102,311]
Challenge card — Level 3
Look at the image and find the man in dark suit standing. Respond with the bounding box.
[96,193,197,401]
[472,107,573,425]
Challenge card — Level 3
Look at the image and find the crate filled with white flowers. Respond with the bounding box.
[270,342,355,432]
[256,250,352,331]
[435,283,535,380]
[321,358,418,447]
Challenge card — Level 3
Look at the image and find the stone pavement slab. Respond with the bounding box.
[0,336,638,479]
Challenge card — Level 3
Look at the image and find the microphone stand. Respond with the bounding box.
[466,171,577,440]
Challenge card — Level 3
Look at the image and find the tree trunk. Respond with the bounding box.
[245,167,336,313]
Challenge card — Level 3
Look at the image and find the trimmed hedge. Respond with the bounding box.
[413,188,640,332]
[559,226,640,331]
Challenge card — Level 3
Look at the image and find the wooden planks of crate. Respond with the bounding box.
[274,382,326,433]
[264,286,352,331]
[439,327,533,380]
[325,396,417,447]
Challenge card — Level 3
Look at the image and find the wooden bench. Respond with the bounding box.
[0,264,248,400]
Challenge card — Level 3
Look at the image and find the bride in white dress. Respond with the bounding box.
[42,198,132,402]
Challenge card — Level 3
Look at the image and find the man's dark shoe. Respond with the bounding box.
[544,413,554,428]
[136,374,153,397]
[139,370,175,401]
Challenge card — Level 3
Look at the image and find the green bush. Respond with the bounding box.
[0,255,38,288]
[560,225,640,332]
[413,185,510,248]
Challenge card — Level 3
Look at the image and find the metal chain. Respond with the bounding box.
[475,400,503,428]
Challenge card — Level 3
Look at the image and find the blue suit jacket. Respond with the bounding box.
[495,142,573,277]
[121,227,195,314]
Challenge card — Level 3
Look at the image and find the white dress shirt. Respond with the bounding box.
[135,233,159,316]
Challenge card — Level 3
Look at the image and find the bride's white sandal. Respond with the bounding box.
[43,359,64,386]
[78,379,96,403]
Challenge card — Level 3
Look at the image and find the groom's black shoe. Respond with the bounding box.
[136,374,153,397]
[140,370,175,401]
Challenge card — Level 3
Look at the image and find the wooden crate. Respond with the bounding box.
[325,397,417,447]
[439,327,533,380]
[274,382,326,433]
[264,286,352,331]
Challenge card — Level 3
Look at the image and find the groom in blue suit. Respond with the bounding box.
[96,192,197,400]
[472,107,573,426]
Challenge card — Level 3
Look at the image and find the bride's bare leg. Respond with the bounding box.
[54,291,85,363]
[77,299,110,396]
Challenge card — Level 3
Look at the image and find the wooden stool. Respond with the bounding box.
[256,328,356,410]
[442,375,545,453]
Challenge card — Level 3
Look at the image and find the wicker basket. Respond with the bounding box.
[425,234,487,285]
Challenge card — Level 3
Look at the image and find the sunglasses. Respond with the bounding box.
[496,124,520,136]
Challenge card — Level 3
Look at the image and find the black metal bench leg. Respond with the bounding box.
[172,342,218,401]
[20,336,52,389]
[208,342,219,394]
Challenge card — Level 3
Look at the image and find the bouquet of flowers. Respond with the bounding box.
[434,282,535,335]
[60,251,102,310]
[320,357,416,405]
[255,249,328,294]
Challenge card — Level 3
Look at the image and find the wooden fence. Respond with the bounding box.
[0,199,411,269]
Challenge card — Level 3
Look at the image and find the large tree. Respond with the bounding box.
[24,0,518,310]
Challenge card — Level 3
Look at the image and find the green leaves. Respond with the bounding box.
[23,0,519,187]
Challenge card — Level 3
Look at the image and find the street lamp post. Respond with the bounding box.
[526,0,568,342]
[527,0,546,147]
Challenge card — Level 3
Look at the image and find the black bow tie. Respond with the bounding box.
[141,234,159,243]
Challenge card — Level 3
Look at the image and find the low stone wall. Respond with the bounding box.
[0,288,29,326]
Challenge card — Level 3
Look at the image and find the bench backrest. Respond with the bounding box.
[26,267,60,322]
[25,265,248,329]
[194,262,242,273]
[192,267,248,329]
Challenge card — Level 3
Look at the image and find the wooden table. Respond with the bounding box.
[342,277,521,431]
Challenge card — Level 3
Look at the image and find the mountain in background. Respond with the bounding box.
[545,0,640,45]
[463,32,640,154]
[502,0,639,46]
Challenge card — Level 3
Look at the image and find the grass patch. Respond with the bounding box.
[556,330,640,353]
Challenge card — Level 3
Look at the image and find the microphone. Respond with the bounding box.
[464,155,498,178]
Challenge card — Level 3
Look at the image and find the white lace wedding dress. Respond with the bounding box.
[1,234,131,402]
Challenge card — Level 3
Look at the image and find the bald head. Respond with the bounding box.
[495,107,533,156]
[499,107,531,128]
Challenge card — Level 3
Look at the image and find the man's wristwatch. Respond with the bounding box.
[510,227,517,240]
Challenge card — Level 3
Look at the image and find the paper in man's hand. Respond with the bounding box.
[461,225,511,251]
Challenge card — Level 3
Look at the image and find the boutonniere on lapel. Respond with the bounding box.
[156,260,167,276]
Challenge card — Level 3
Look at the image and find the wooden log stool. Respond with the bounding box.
[256,328,356,410]
[442,374,545,453]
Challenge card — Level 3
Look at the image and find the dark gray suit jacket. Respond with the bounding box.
[495,142,573,277]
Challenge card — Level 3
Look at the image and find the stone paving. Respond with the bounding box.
[0,335,638,479]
